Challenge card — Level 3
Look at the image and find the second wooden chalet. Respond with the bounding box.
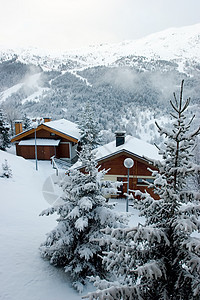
[75,132,161,198]
[11,118,80,162]
[95,132,161,198]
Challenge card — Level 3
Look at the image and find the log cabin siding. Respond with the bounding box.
[16,144,56,160]
[11,119,80,161]
[56,143,70,158]
[14,129,75,160]
[97,152,159,199]
[98,153,154,176]
[22,129,72,143]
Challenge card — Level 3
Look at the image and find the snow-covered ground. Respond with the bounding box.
[0,150,143,300]
[0,151,85,300]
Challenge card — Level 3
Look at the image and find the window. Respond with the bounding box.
[137,178,154,185]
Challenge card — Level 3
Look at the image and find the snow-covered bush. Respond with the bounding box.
[84,80,200,299]
[40,143,125,293]
[1,159,12,178]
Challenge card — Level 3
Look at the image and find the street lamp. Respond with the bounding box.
[33,122,38,171]
[124,157,134,212]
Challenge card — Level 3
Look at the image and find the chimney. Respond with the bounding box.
[15,121,23,135]
[115,131,126,147]
[44,117,52,123]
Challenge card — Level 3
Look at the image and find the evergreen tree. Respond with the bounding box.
[0,108,10,151]
[40,142,125,292]
[78,102,101,150]
[3,106,19,136]
[84,80,200,300]
[23,113,32,130]
[1,159,12,178]
[193,137,200,190]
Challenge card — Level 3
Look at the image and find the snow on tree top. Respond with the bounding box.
[44,119,80,140]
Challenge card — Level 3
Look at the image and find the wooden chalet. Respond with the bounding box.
[95,132,160,198]
[77,132,160,199]
[11,118,80,162]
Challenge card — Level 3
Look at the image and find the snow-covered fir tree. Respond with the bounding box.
[23,114,32,130]
[78,102,101,150]
[4,106,19,136]
[1,159,12,178]
[193,136,200,190]
[84,80,200,300]
[40,142,125,292]
[0,108,10,151]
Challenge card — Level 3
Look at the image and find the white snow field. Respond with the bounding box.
[0,150,144,300]
[0,150,86,300]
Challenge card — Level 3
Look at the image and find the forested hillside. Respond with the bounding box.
[0,24,200,144]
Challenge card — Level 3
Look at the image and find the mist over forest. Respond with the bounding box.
[0,30,200,145]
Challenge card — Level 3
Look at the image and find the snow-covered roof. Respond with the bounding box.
[18,139,60,146]
[95,135,161,162]
[44,119,80,141]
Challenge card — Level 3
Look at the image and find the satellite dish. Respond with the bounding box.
[42,172,65,206]
[124,158,134,169]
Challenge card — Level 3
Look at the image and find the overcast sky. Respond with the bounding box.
[1,0,200,51]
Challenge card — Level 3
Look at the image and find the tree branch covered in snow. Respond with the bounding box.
[84,80,200,299]
[40,122,125,293]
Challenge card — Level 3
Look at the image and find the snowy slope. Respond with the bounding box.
[63,23,200,69]
[0,151,83,300]
[0,150,144,299]
[0,81,24,103]
[113,23,200,61]
[0,23,200,71]
[0,72,49,104]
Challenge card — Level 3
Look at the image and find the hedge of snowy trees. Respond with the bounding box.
[84,80,200,299]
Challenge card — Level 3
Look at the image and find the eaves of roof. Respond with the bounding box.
[11,124,79,143]
[96,148,154,165]
[75,149,156,172]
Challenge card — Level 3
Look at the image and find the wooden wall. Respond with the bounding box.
[16,145,56,160]
[15,129,72,160]
[97,152,159,199]
[56,143,70,158]
[24,129,70,142]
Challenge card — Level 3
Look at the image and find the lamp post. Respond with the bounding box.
[124,157,134,212]
[33,122,38,171]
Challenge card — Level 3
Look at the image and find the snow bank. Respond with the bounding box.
[0,150,144,299]
[0,151,82,300]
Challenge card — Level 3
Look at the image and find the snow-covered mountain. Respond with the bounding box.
[0,23,199,144]
[0,23,200,71]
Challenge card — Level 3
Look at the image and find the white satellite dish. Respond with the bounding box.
[42,172,65,206]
